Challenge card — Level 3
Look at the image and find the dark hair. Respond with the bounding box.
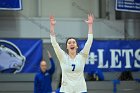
[66,37,79,53]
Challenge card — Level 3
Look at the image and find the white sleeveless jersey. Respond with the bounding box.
[51,34,93,93]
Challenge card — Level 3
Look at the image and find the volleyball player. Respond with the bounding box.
[50,14,94,93]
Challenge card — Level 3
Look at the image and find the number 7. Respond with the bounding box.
[72,64,76,71]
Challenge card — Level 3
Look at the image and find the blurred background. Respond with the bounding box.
[0,0,140,93]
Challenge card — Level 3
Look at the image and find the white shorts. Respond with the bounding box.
[60,81,87,93]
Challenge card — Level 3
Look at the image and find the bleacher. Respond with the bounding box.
[0,74,140,93]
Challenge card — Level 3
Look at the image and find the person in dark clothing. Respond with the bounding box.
[118,71,133,81]
[34,51,55,93]
[85,68,104,81]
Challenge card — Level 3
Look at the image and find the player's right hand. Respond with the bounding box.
[50,16,56,26]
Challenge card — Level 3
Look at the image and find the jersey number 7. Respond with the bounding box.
[72,64,76,71]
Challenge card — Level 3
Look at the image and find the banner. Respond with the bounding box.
[0,39,42,73]
[77,40,140,72]
[0,0,22,10]
[116,0,140,12]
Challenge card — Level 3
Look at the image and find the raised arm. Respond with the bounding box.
[47,51,55,75]
[80,14,94,57]
[50,16,65,62]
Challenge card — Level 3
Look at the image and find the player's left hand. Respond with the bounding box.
[85,13,94,24]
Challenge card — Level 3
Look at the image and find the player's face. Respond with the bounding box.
[67,38,78,54]
[40,61,47,73]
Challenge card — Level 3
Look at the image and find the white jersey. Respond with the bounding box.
[50,34,93,93]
